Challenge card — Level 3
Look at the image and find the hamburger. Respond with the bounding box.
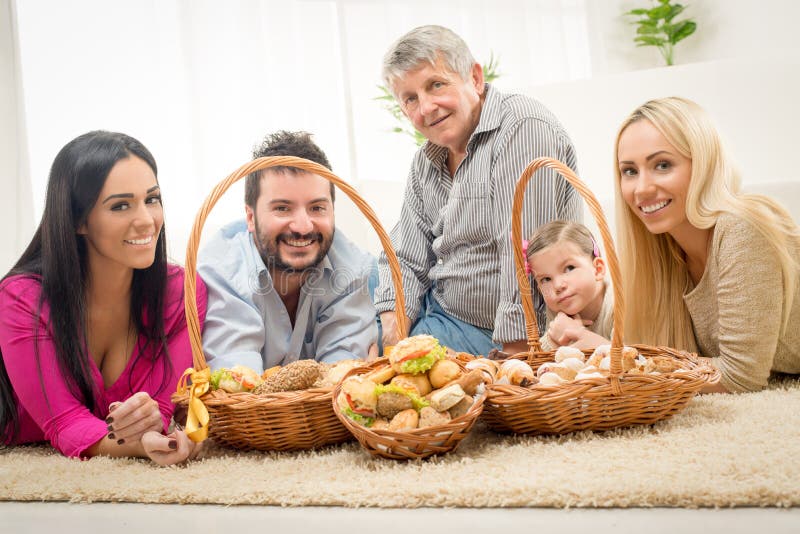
[388,334,446,375]
[337,375,378,426]
[374,382,430,419]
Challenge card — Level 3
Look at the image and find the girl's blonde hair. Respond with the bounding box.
[614,96,800,350]
[526,220,599,264]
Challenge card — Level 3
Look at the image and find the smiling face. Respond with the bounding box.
[78,155,163,273]
[391,56,484,157]
[618,119,694,237]
[528,241,605,318]
[246,169,334,273]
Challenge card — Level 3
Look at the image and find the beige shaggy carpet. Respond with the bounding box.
[2,378,799,508]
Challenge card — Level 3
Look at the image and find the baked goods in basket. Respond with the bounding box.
[335,335,490,435]
[332,337,490,460]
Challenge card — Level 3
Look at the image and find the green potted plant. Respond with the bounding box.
[375,53,501,147]
[625,0,697,66]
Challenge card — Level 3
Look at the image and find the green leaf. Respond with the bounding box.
[671,20,696,44]
[625,8,650,15]
[637,23,661,34]
[665,4,685,22]
[635,35,667,46]
[648,4,672,20]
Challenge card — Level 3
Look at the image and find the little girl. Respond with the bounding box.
[526,220,613,350]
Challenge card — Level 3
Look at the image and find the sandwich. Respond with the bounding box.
[388,334,446,375]
[337,375,379,427]
[210,365,262,393]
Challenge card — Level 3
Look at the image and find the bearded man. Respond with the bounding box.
[198,131,378,373]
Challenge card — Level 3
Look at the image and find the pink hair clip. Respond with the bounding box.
[591,236,601,258]
[522,239,531,275]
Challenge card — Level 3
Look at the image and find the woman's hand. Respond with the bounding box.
[141,430,204,466]
[547,312,592,347]
[105,391,163,446]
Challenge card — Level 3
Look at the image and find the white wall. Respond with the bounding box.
[586,0,800,75]
[530,55,800,241]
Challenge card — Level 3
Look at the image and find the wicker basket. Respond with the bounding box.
[332,358,486,460]
[172,156,409,451]
[482,157,719,435]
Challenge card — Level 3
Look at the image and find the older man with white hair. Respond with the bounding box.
[374,25,583,356]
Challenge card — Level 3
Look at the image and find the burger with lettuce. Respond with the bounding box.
[337,375,379,427]
[388,334,446,375]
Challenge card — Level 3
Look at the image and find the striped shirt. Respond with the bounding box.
[374,84,583,343]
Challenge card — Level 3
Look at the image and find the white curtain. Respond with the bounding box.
[1,0,33,274]
[10,0,591,260]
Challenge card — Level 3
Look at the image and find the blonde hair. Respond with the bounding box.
[614,96,800,350]
[526,220,599,264]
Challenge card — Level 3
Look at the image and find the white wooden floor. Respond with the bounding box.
[1,503,799,534]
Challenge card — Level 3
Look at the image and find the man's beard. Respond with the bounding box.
[253,215,334,274]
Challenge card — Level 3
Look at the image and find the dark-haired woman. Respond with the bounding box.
[0,131,207,465]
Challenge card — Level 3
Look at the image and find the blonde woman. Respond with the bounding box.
[614,96,800,393]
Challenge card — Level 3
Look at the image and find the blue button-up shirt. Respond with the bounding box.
[198,220,378,373]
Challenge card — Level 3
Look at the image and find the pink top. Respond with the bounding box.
[0,265,207,458]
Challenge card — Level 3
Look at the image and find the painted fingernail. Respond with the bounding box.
[117,438,125,445]
[106,424,114,432]
[168,440,177,450]
[107,433,116,440]
[105,417,114,424]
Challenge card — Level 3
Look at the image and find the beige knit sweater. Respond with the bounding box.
[683,213,800,392]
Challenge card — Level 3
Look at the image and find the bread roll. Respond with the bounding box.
[254,360,321,393]
[418,406,452,428]
[539,372,566,386]
[465,358,498,383]
[429,384,466,411]
[447,396,474,419]
[364,365,396,385]
[428,359,462,389]
[388,409,419,431]
[448,369,485,396]
[560,357,585,372]
[587,344,610,368]
[319,359,365,387]
[498,359,535,387]
[554,346,585,363]
[548,364,577,381]
[371,418,390,431]
[391,373,432,396]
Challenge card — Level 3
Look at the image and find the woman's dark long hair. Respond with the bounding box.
[0,131,171,441]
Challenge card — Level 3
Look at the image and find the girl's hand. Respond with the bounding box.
[141,430,204,466]
[547,313,591,346]
[105,392,164,446]
[568,330,610,351]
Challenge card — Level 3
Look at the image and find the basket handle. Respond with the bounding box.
[511,157,626,376]
[183,156,408,371]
